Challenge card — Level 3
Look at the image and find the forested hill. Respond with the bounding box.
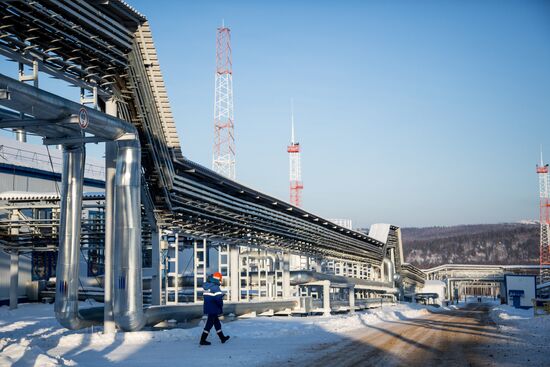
[399,223,539,269]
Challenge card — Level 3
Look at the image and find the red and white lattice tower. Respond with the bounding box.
[287,103,303,207]
[213,24,235,180]
[537,149,550,283]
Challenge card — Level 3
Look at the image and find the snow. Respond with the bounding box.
[491,304,534,321]
[488,302,550,366]
[429,296,501,312]
[0,301,430,366]
[490,303,550,330]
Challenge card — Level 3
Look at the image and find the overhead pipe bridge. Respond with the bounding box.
[0,0,396,331]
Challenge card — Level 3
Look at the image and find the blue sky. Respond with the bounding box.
[2,0,550,227]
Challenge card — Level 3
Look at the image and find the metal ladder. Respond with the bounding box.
[258,250,268,299]
[239,248,250,301]
[193,239,207,302]
[217,243,229,295]
[274,253,283,298]
[164,232,179,304]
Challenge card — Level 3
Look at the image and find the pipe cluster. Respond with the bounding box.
[55,138,145,331]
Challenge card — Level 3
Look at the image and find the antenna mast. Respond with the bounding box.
[213,23,235,180]
[287,101,303,207]
[536,146,550,283]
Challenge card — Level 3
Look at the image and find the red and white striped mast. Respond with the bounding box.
[213,21,236,180]
[287,101,303,207]
[536,147,550,282]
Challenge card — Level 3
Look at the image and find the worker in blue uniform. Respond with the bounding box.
[200,272,230,345]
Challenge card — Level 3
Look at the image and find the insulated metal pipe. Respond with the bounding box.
[55,144,93,329]
[113,138,145,331]
[14,129,26,142]
[382,257,395,285]
[290,270,392,288]
[103,98,118,334]
[103,141,117,333]
[9,251,19,310]
[0,74,135,140]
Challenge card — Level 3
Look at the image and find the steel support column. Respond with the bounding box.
[282,252,291,298]
[150,229,161,305]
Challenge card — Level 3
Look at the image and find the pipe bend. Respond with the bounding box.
[113,310,146,332]
[382,257,395,284]
[55,309,94,330]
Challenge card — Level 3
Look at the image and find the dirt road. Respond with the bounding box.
[294,304,545,367]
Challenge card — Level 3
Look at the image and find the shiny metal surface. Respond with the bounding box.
[144,300,297,326]
[14,130,26,143]
[113,138,146,331]
[54,145,93,329]
[290,270,393,288]
[0,74,135,140]
[383,257,395,285]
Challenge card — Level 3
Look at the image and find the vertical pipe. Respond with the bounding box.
[14,130,27,143]
[55,144,92,329]
[9,251,19,310]
[348,285,355,314]
[104,140,117,333]
[322,280,331,316]
[103,99,117,334]
[113,138,145,331]
[229,245,240,302]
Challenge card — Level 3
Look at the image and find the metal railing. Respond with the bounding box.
[0,143,105,179]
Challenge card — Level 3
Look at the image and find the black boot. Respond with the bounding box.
[199,331,211,346]
[217,330,230,343]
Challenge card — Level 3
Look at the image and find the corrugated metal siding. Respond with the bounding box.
[0,172,102,193]
[0,172,59,193]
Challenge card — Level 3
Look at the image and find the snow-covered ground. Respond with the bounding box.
[488,302,550,366]
[490,303,550,334]
[428,296,501,312]
[0,301,430,367]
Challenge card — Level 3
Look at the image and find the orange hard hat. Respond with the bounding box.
[213,272,223,280]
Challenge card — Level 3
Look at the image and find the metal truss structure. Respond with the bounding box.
[536,152,550,282]
[212,25,235,180]
[287,104,303,207]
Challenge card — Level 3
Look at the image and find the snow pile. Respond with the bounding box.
[490,304,533,321]
[490,303,550,333]
[0,301,431,366]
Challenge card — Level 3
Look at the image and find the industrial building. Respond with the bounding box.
[424,263,550,304]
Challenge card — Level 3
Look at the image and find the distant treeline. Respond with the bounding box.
[360,223,540,269]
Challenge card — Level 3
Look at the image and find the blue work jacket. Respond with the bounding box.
[203,277,224,315]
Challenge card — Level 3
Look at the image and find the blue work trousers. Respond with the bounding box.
[204,314,222,333]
